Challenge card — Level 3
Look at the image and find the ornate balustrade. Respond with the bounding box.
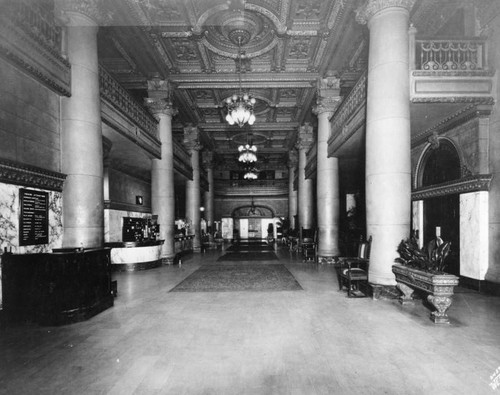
[99,66,159,140]
[410,36,494,102]
[414,38,487,72]
[214,179,288,196]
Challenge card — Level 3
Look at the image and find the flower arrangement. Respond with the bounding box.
[395,235,451,273]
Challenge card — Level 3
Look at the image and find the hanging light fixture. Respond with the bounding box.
[238,133,257,163]
[244,168,258,180]
[225,35,256,127]
[238,143,257,163]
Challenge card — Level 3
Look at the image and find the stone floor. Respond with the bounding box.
[1,243,500,394]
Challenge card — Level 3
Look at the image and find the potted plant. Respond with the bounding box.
[392,235,459,324]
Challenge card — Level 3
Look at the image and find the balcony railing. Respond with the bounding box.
[99,66,158,140]
[215,179,288,195]
[414,38,487,71]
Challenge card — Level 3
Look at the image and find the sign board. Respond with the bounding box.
[19,188,49,246]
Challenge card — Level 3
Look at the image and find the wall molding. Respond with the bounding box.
[0,159,66,192]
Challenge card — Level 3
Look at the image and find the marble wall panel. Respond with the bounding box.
[0,183,63,254]
[460,191,489,280]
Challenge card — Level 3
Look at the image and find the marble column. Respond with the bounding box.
[356,0,414,285]
[58,2,104,248]
[296,124,314,231]
[102,136,112,243]
[145,79,177,264]
[202,151,215,231]
[184,125,202,253]
[288,150,298,230]
[313,76,342,263]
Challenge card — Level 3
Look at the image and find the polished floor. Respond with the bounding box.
[1,243,500,395]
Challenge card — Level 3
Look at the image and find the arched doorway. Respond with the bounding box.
[420,139,461,275]
[232,204,275,240]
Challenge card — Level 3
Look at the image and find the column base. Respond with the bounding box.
[162,256,176,265]
[317,255,338,265]
[370,284,399,300]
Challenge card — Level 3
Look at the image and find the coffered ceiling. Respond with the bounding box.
[97,0,366,170]
[96,0,475,177]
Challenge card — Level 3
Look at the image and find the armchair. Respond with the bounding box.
[337,236,372,297]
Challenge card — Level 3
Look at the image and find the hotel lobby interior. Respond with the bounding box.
[1,0,500,393]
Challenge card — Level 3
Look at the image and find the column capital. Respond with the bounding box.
[287,150,298,168]
[296,123,314,151]
[56,0,112,26]
[144,98,178,118]
[313,76,341,116]
[202,151,215,169]
[184,124,203,151]
[355,0,415,25]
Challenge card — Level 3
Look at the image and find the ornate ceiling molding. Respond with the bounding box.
[0,159,66,192]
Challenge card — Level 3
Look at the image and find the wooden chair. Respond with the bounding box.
[337,236,372,297]
[300,227,317,262]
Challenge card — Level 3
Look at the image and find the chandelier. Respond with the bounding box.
[244,168,258,180]
[238,142,257,163]
[225,36,256,127]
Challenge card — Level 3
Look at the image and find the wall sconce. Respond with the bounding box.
[136,196,143,205]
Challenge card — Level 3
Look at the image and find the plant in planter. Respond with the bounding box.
[392,235,459,324]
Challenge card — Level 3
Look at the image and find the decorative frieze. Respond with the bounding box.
[0,159,66,192]
[411,103,493,148]
[99,66,159,139]
[355,0,416,25]
[412,174,492,201]
[0,10,71,97]
[183,124,203,151]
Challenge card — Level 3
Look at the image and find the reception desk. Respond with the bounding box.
[105,240,164,272]
[1,248,113,326]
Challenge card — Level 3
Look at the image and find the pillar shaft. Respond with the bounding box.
[205,167,214,227]
[151,111,176,262]
[184,125,202,253]
[186,148,201,252]
[288,159,298,230]
[296,125,314,230]
[358,1,414,285]
[61,12,103,248]
[316,111,340,257]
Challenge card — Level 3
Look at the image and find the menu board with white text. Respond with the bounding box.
[19,188,49,246]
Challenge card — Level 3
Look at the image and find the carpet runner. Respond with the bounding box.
[170,263,302,292]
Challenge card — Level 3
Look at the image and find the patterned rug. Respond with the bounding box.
[170,264,302,292]
[226,244,274,252]
[217,251,278,261]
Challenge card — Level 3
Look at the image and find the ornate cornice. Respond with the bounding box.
[0,159,66,192]
[412,174,492,201]
[0,16,71,97]
[411,103,493,148]
[355,0,415,25]
[411,96,495,104]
